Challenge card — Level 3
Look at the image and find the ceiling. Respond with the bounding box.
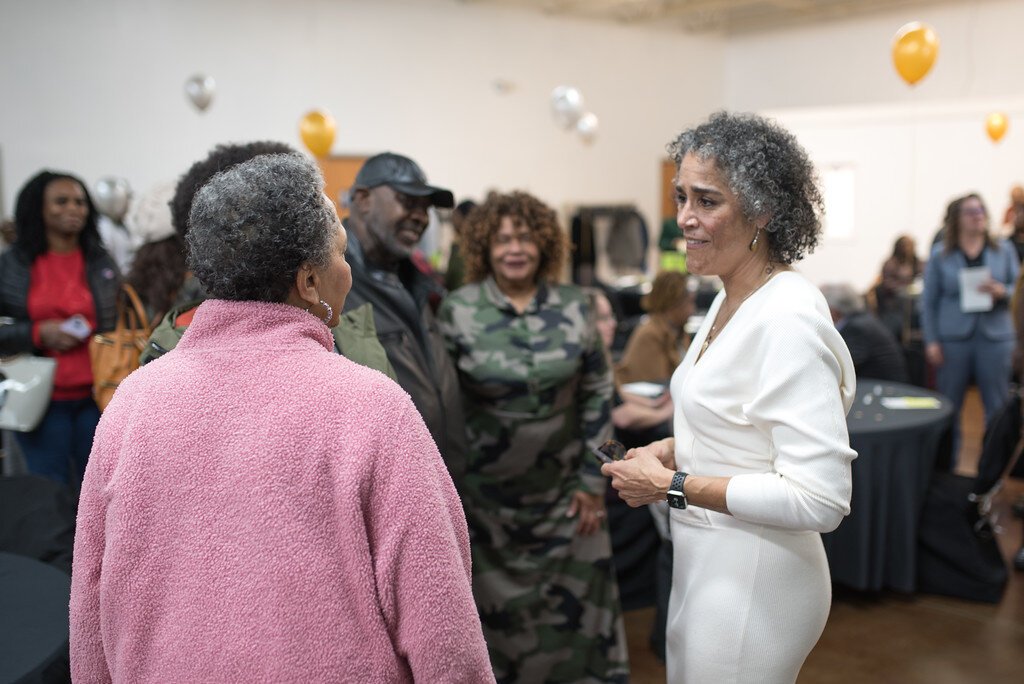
[460,0,971,35]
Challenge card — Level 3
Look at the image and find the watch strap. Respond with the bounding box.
[667,471,688,509]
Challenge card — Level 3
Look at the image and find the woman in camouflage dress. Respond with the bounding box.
[438,191,629,683]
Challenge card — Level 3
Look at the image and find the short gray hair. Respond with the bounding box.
[820,283,865,318]
[187,153,336,302]
[668,111,824,265]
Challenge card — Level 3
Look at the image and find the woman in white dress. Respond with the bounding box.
[603,111,857,684]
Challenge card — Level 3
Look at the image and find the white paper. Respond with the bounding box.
[620,381,666,398]
[959,267,993,313]
[880,396,942,410]
[59,314,92,340]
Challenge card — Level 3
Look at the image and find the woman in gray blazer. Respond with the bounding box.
[921,193,1019,464]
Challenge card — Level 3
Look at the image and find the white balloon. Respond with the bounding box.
[185,74,216,112]
[551,85,584,130]
[93,177,132,224]
[576,112,599,144]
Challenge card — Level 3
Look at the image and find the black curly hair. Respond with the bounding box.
[668,111,824,265]
[126,233,188,317]
[170,140,296,237]
[13,170,104,260]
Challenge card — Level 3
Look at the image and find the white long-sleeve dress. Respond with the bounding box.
[667,271,857,683]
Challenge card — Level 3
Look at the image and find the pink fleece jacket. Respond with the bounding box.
[70,300,494,683]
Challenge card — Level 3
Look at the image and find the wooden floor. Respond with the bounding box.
[623,388,1024,683]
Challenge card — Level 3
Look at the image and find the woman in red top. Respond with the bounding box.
[1,171,120,485]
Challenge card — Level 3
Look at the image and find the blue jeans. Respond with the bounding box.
[15,397,100,486]
[936,336,1014,466]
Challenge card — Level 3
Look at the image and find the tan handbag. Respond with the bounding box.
[89,283,151,411]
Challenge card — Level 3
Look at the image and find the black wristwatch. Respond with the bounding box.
[667,471,688,510]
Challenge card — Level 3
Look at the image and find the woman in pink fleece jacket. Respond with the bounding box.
[70,153,494,683]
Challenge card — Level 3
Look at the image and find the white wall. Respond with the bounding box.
[6,0,1021,291]
[726,0,1024,111]
[0,0,724,242]
[765,99,1024,292]
[727,0,1024,291]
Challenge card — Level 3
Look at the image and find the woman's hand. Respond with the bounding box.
[611,397,674,431]
[601,448,675,508]
[631,437,676,470]
[38,320,81,352]
[567,490,606,536]
[978,279,1007,300]
[925,341,944,367]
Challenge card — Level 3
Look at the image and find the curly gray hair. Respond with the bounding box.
[668,111,824,265]
[187,153,336,302]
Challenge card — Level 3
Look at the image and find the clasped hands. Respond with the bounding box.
[38,319,83,352]
[600,438,676,508]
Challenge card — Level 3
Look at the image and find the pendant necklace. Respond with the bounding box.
[698,265,776,359]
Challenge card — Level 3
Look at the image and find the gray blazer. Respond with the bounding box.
[920,239,1018,344]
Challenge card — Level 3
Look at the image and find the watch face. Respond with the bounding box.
[668,471,688,509]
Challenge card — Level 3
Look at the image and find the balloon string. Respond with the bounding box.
[0,149,5,219]
[910,99,918,239]
[961,3,978,97]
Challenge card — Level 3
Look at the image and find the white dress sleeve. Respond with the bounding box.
[725,303,857,533]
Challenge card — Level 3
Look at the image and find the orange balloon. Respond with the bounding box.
[299,110,336,157]
[985,112,1008,143]
[892,22,939,86]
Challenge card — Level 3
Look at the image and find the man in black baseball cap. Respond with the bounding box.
[353,152,454,210]
[346,152,453,269]
[343,152,466,481]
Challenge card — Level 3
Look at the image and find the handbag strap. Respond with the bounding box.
[116,283,151,333]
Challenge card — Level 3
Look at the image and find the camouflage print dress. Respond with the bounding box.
[438,278,630,684]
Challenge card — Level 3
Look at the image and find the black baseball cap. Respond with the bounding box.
[353,152,454,209]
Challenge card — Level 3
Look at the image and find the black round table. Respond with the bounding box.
[822,380,953,592]
[0,552,71,683]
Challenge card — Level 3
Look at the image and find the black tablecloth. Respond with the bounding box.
[0,552,71,683]
[821,380,953,592]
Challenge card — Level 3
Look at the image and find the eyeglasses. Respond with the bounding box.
[591,439,626,464]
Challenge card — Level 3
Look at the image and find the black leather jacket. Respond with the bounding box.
[0,245,120,356]
[342,231,466,481]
